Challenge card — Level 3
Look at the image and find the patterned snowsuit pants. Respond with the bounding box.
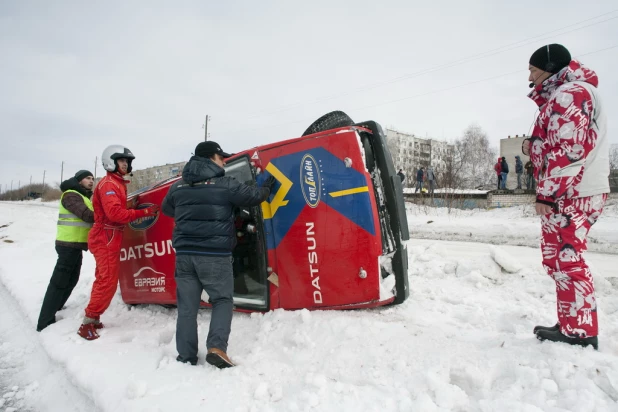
[540,194,607,338]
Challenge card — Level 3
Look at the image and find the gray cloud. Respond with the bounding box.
[1,0,616,191]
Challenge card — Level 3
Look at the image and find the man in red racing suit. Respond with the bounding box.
[77,145,159,340]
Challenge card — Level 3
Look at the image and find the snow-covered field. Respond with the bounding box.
[1,200,618,412]
[406,198,618,254]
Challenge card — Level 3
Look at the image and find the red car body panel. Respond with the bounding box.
[118,123,409,312]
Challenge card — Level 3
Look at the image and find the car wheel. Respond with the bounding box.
[302,111,354,136]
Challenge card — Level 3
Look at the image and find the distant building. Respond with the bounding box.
[499,134,530,190]
[126,161,186,193]
[385,128,453,186]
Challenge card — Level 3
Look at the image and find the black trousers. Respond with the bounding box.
[37,245,83,331]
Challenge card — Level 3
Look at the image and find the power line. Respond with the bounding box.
[352,44,618,112]
[221,44,618,136]
[216,9,617,125]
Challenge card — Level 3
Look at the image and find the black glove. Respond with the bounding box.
[262,175,277,192]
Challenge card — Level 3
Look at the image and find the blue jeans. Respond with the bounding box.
[526,174,536,190]
[500,173,507,189]
[175,254,234,364]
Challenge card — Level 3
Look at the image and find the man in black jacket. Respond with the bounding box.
[397,169,405,185]
[162,141,274,368]
[500,157,509,189]
[37,170,95,331]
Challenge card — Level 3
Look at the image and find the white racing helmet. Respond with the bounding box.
[101,145,135,173]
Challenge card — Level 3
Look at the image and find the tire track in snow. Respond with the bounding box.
[0,280,97,412]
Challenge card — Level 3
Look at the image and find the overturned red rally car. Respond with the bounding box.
[118,112,410,312]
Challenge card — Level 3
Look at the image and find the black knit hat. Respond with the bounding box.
[74,170,93,182]
[529,44,571,74]
[194,141,233,158]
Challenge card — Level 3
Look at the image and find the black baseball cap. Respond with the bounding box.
[194,141,233,158]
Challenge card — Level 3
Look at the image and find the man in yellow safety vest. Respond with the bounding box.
[36,170,95,331]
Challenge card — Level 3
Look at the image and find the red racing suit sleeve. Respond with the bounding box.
[531,83,597,206]
[98,181,148,224]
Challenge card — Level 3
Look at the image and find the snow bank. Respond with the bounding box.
[405,202,618,254]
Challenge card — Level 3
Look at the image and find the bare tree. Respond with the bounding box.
[440,124,497,190]
[0,183,58,201]
[610,144,618,171]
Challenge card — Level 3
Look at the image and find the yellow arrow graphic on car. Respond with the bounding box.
[261,163,292,219]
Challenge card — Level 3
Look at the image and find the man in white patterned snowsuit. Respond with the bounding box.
[523,44,610,350]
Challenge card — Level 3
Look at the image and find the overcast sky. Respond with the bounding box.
[1,0,616,191]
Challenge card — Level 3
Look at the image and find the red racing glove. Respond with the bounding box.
[139,204,160,217]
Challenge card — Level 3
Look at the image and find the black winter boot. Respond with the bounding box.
[533,323,560,334]
[536,328,598,350]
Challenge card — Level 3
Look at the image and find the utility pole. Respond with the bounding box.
[61,161,64,182]
[203,114,210,141]
[94,156,98,179]
[30,175,32,187]
[42,170,46,191]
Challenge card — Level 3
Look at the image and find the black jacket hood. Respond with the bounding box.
[60,177,92,198]
[181,156,225,184]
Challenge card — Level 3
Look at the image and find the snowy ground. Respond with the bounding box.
[1,200,618,412]
[0,280,95,412]
[405,198,618,254]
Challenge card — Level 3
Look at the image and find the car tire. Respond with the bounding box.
[302,111,354,136]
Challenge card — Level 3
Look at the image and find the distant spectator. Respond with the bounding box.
[500,157,509,189]
[415,167,424,193]
[524,159,535,190]
[515,155,524,189]
[426,166,436,195]
[494,158,502,189]
[397,169,406,186]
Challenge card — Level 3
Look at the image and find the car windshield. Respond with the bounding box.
[128,176,179,198]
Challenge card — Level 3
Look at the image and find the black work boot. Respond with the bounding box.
[533,323,560,334]
[536,328,598,350]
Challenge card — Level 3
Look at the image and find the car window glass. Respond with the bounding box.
[128,176,179,197]
[225,157,254,185]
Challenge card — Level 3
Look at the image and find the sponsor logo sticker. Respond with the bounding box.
[300,154,321,208]
[129,203,159,231]
[132,266,166,293]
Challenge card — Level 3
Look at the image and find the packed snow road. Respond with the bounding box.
[1,200,618,411]
[0,280,96,412]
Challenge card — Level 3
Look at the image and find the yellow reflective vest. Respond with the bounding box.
[56,190,94,243]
